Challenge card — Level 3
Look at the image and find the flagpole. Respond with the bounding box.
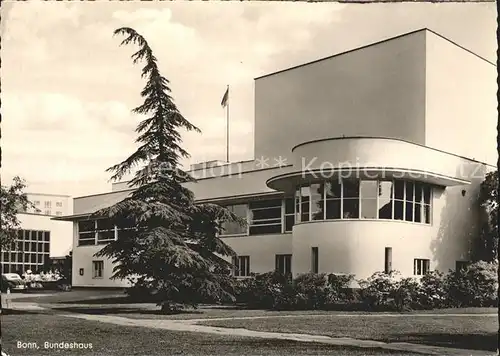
[226,85,230,163]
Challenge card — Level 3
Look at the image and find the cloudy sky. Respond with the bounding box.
[1,1,496,197]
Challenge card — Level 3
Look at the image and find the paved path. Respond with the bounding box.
[7,302,497,356]
[61,312,494,356]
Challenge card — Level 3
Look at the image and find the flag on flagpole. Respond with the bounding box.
[221,86,229,108]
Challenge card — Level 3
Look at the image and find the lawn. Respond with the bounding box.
[199,313,498,352]
[1,312,421,355]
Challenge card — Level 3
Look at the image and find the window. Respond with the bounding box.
[43,231,50,242]
[221,204,248,236]
[298,186,311,222]
[97,219,116,244]
[413,259,430,276]
[325,180,341,219]
[34,200,40,206]
[55,211,62,216]
[342,180,360,219]
[249,199,281,235]
[360,180,378,219]
[78,220,96,246]
[384,247,392,274]
[232,256,250,277]
[310,183,324,221]
[92,261,104,278]
[311,247,319,273]
[44,210,51,216]
[378,181,393,219]
[295,179,432,225]
[284,198,295,232]
[275,254,292,275]
[44,201,52,208]
[456,261,470,272]
[56,201,63,207]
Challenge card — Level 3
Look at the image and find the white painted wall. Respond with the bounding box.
[71,243,130,288]
[222,234,293,274]
[254,30,427,162]
[425,32,497,166]
[292,137,471,182]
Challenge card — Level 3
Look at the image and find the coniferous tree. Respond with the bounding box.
[94,28,242,312]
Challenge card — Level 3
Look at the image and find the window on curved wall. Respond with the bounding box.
[310,183,324,221]
[325,180,341,219]
[299,186,311,222]
[342,179,359,219]
[378,181,393,219]
[360,180,378,219]
[295,179,432,225]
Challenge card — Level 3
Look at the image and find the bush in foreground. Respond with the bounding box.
[234,261,498,311]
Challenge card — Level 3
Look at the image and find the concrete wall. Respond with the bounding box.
[71,242,130,288]
[18,213,72,258]
[292,137,470,182]
[74,190,133,215]
[254,30,427,162]
[26,193,72,216]
[222,234,293,274]
[292,220,434,279]
[425,32,497,166]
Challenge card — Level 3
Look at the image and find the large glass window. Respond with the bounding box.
[249,199,282,235]
[97,219,116,244]
[299,186,311,222]
[342,180,359,219]
[78,220,96,246]
[310,183,324,221]
[221,204,248,236]
[295,179,432,225]
[284,198,295,232]
[360,180,378,219]
[325,180,342,219]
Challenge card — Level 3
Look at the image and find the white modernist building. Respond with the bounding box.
[59,29,496,288]
[1,193,73,274]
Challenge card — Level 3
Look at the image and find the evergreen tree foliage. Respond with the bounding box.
[474,170,498,262]
[93,27,242,312]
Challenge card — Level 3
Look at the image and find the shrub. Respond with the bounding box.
[418,271,448,309]
[324,273,359,309]
[393,277,421,311]
[444,261,498,307]
[293,273,329,309]
[358,271,400,311]
[234,271,292,309]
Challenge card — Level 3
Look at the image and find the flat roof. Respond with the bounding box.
[27,192,71,198]
[254,28,495,81]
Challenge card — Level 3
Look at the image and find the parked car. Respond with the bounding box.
[1,273,28,292]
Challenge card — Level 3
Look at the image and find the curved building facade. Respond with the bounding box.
[60,29,496,287]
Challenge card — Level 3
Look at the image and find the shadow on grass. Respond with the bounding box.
[60,296,133,305]
[388,332,498,352]
[2,309,39,316]
[54,306,206,316]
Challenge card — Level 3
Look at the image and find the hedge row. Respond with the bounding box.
[234,261,498,311]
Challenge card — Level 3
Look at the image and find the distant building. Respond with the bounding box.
[25,193,71,217]
[0,193,73,274]
[57,29,496,288]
